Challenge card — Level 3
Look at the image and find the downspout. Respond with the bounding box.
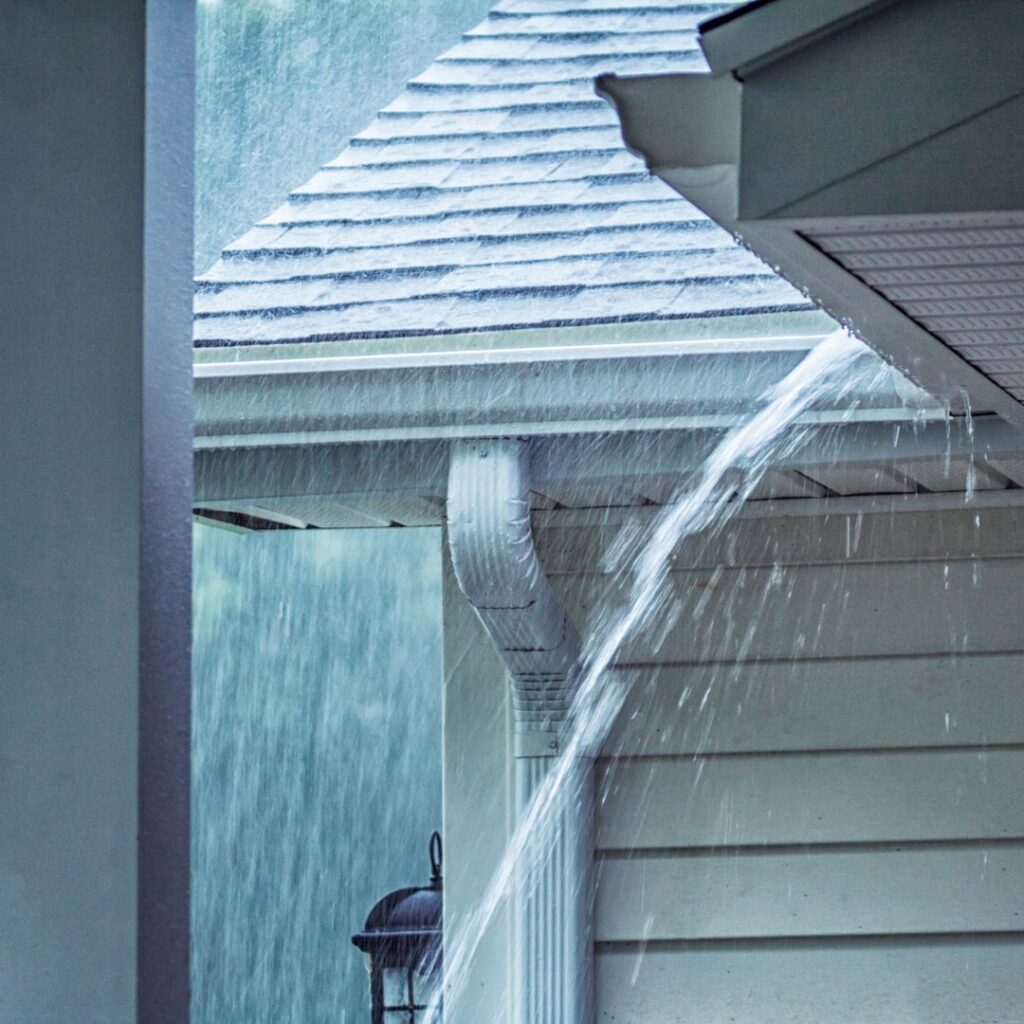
[447,438,593,1024]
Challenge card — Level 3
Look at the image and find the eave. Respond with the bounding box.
[190,0,1024,531]
[192,314,1024,530]
[598,0,1024,430]
[194,311,927,449]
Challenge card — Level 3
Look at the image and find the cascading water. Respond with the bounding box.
[428,329,897,1023]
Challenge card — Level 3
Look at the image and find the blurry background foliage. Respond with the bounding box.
[193,1,492,1020]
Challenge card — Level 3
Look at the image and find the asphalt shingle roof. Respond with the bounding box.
[194,0,812,348]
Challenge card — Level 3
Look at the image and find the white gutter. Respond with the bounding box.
[192,333,824,378]
[447,438,593,1024]
[193,334,937,450]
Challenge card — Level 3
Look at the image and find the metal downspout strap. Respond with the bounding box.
[447,438,594,1024]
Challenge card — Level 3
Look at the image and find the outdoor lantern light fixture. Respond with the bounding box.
[352,832,443,1024]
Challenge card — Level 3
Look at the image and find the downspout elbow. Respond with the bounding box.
[447,438,581,734]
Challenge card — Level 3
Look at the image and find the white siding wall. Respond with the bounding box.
[538,503,1024,1024]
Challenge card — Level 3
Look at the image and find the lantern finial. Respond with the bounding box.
[429,831,442,890]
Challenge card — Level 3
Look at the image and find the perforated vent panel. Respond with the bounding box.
[807,215,1024,406]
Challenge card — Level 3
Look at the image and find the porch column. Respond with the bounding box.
[0,3,193,1022]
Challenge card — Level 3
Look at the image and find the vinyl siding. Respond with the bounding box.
[541,503,1024,1024]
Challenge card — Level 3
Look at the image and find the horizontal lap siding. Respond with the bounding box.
[596,845,1024,940]
[596,939,1024,1024]
[553,558,1024,662]
[544,506,1024,1023]
[596,748,1024,849]
[603,655,1024,756]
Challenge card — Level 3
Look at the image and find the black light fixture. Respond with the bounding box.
[352,832,443,1024]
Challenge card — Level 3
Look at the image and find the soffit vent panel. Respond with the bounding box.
[805,214,1024,406]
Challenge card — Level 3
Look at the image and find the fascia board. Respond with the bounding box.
[736,0,1024,220]
[600,63,1024,225]
[193,325,822,378]
[193,324,936,449]
[194,439,451,505]
[598,72,1024,428]
[193,415,1024,505]
[698,0,896,77]
[764,95,1024,221]
[192,314,805,367]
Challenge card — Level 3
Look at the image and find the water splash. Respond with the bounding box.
[428,328,892,1022]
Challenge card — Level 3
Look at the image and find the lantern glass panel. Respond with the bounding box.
[382,966,410,1010]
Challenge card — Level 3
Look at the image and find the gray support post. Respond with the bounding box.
[0,3,193,1022]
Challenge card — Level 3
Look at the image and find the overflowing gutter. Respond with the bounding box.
[192,2,1024,521]
[597,0,1024,430]
[193,311,1024,523]
[189,7,1024,1024]
[194,312,935,449]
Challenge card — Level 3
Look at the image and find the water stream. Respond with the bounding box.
[430,329,895,1022]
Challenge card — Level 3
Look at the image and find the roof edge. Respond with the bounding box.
[193,309,834,368]
[699,0,899,76]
